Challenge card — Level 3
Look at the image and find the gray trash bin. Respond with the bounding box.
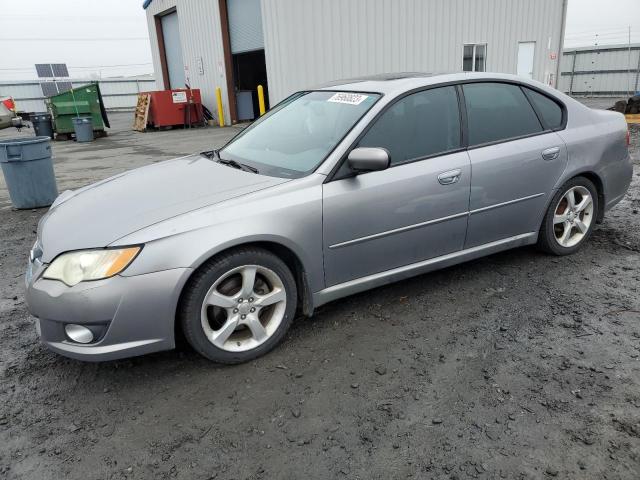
[72,116,94,142]
[0,136,58,209]
[30,112,54,139]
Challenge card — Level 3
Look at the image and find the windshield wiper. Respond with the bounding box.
[217,158,259,174]
[201,149,259,174]
[201,149,218,159]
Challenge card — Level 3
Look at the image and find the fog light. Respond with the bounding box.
[65,324,94,344]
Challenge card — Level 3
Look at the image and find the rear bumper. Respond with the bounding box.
[25,267,192,362]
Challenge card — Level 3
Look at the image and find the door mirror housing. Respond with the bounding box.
[347,147,390,173]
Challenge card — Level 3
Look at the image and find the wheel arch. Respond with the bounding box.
[553,170,606,224]
[174,240,315,346]
[571,171,606,223]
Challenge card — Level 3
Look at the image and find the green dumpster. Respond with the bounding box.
[46,83,110,140]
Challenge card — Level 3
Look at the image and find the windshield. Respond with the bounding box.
[220,91,381,178]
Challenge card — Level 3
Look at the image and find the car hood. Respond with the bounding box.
[39,154,289,262]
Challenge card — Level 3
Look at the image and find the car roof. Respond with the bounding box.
[315,72,550,96]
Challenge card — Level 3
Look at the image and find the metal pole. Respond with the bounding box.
[635,48,640,93]
[629,26,632,96]
[216,87,225,127]
[569,50,577,95]
[257,85,266,116]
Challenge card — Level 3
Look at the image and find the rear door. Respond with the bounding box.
[462,82,568,248]
[322,86,471,287]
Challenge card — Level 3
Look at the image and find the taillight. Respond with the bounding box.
[626,129,631,147]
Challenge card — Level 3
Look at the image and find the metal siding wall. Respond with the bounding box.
[261,0,565,104]
[561,45,640,95]
[145,0,231,122]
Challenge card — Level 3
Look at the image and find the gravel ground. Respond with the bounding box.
[1,100,639,480]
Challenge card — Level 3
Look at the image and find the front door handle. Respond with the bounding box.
[438,169,462,185]
[542,147,560,161]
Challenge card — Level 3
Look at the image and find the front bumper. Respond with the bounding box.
[25,262,193,362]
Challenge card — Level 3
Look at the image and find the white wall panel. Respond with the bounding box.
[261,0,566,104]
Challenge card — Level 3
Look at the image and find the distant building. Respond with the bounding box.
[560,43,640,96]
[144,0,568,123]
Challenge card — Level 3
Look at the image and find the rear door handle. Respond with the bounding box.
[542,147,560,161]
[438,169,462,185]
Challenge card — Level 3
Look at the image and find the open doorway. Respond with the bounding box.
[232,49,268,121]
[220,0,267,122]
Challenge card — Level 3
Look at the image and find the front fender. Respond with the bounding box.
[113,177,325,294]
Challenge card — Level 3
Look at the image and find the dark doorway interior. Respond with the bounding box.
[232,49,269,121]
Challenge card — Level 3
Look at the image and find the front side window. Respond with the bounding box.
[463,82,543,146]
[221,91,380,178]
[463,44,487,72]
[358,86,461,165]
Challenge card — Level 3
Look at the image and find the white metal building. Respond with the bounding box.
[144,0,568,123]
[559,43,640,96]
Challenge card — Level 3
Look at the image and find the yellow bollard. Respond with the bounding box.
[215,87,225,127]
[257,85,266,116]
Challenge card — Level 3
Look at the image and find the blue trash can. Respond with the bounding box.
[72,116,94,142]
[0,136,58,209]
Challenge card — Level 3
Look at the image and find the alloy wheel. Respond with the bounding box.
[553,186,594,248]
[200,265,287,352]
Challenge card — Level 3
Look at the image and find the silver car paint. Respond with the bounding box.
[25,72,632,361]
[464,132,568,248]
[37,155,290,263]
[323,150,471,286]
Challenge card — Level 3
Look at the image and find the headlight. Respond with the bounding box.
[43,247,141,286]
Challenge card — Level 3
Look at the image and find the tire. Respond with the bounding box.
[179,247,297,364]
[537,176,599,255]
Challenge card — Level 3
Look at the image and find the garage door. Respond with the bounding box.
[227,0,264,54]
[161,11,186,89]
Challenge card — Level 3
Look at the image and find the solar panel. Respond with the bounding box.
[40,82,59,97]
[35,64,54,78]
[51,64,69,77]
[56,81,73,93]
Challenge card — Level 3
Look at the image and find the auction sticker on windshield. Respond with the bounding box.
[327,92,369,105]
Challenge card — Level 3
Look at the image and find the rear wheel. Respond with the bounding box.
[179,248,297,364]
[537,176,598,255]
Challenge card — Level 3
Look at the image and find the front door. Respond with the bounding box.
[322,86,471,287]
[517,42,536,79]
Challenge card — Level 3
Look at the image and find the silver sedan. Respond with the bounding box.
[25,72,632,363]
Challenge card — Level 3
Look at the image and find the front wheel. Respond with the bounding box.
[537,176,598,255]
[179,248,297,364]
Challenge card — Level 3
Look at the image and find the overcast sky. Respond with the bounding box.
[0,0,638,81]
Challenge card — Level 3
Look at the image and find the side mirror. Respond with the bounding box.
[347,147,390,173]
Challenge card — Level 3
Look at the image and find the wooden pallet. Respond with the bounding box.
[133,93,151,132]
[625,114,640,124]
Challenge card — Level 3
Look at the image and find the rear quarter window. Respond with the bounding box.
[522,87,564,130]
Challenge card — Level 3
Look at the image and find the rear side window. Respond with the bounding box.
[523,87,564,130]
[358,86,461,165]
[463,82,543,146]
